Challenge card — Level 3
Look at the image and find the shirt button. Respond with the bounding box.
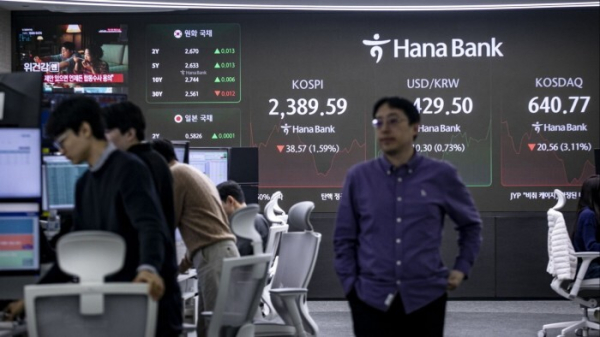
[398,177,402,182]
[387,170,391,175]
[408,169,413,174]
[396,238,401,244]
[396,280,401,285]
[397,196,402,202]
[396,260,402,266]
[396,217,402,223]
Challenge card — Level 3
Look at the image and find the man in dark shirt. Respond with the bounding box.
[34,41,81,74]
[4,96,182,336]
[216,180,270,255]
[102,101,176,238]
[334,97,482,337]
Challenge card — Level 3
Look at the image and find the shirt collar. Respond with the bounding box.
[377,151,422,175]
[90,142,117,172]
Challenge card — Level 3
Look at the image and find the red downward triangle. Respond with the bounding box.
[528,143,536,151]
[214,90,221,96]
[277,145,284,153]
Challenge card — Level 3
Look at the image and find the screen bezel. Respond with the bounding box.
[171,140,190,164]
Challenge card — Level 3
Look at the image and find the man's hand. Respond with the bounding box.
[447,270,465,291]
[133,270,165,301]
[2,300,24,321]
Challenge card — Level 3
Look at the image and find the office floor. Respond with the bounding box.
[183,300,599,337]
[309,300,600,337]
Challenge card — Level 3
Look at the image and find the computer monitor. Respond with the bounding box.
[188,147,229,185]
[0,72,42,128]
[229,147,259,184]
[0,128,42,199]
[171,140,190,164]
[0,202,40,274]
[42,155,87,211]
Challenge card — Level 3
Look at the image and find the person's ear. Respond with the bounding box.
[126,128,137,142]
[79,122,92,138]
[226,195,236,206]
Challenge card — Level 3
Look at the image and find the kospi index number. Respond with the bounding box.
[146,24,241,104]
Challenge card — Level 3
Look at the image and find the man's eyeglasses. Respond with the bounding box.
[53,131,69,150]
[372,116,407,129]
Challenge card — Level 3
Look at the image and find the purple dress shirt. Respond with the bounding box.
[334,154,482,313]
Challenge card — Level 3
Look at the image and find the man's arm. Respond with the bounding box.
[333,173,360,295]
[443,166,483,282]
[121,161,167,276]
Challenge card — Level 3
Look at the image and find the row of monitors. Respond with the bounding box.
[41,144,257,211]
[0,145,248,274]
[39,146,223,211]
[0,127,256,208]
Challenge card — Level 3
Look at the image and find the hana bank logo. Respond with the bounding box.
[363,34,391,64]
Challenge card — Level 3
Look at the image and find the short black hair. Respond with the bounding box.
[45,95,106,140]
[102,101,146,141]
[372,97,420,125]
[150,138,176,163]
[216,180,245,203]
[61,41,76,52]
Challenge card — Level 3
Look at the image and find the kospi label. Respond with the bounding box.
[292,79,324,90]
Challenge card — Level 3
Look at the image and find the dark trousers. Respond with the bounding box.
[347,290,447,337]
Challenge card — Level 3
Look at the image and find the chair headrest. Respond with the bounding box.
[287,201,315,232]
[230,204,263,255]
[57,231,126,283]
[264,191,288,225]
[552,189,566,210]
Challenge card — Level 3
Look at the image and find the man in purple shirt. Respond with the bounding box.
[334,97,482,336]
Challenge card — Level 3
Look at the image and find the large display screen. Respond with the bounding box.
[13,9,599,212]
[17,23,128,94]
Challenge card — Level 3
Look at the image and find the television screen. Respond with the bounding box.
[17,23,128,95]
[0,128,41,199]
[188,147,228,185]
[0,202,40,274]
[42,155,87,211]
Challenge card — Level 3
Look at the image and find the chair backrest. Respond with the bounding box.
[270,201,321,335]
[271,201,321,290]
[545,189,600,310]
[207,254,272,337]
[24,231,157,337]
[546,189,577,280]
[264,225,289,260]
[230,204,262,255]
